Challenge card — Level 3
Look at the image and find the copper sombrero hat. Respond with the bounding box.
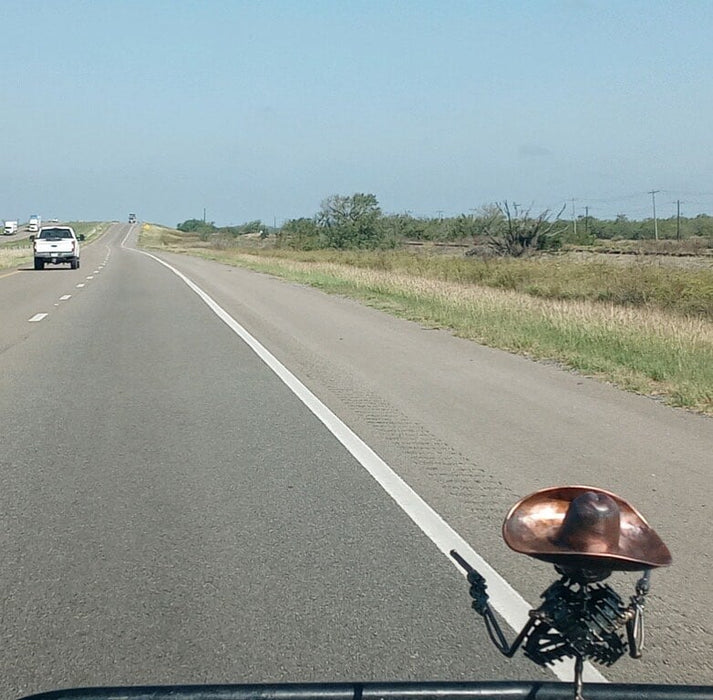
[502,485,672,571]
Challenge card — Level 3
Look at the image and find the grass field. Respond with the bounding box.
[0,245,31,271]
[141,224,713,415]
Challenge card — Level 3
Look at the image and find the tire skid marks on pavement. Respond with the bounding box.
[131,245,607,686]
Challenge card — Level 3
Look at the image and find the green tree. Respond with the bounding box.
[448,214,482,240]
[689,214,713,238]
[278,217,320,249]
[177,218,216,233]
[317,193,384,249]
[380,213,428,241]
[177,218,217,241]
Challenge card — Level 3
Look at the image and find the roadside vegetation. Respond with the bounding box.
[173,195,713,252]
[0,221,111,270]
[69,221,111,240]
[0,239,32,270]
[140,199,713,415]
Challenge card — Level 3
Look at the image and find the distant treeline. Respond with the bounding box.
[177,218,266,239]
[177,194,713,253]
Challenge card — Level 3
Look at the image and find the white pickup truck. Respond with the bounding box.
[32,226,84,270]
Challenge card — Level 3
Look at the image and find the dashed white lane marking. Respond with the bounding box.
[130,245,607,685]
[76,283,85,288]
[86,275,94,280]
[28,313,48,322]
[59,295,71,301]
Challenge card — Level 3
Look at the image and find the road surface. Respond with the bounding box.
[0,223,711,697]
[1,223,29,241]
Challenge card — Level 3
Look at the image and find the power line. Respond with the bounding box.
[580,192,650,203]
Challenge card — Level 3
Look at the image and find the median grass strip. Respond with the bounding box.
[0,246,31,270]
[139,225,713,414]
[66,221,112,242]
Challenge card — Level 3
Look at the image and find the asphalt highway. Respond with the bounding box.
[0,224,711,697]
[1,224,33,243]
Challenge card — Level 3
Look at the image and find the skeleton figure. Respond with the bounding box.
[452,486,672,700]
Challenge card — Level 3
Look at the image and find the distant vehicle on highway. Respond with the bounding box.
[128,213,137,224]
[32,225,84,270]
[3,220,18,235]
[28,214,41,233]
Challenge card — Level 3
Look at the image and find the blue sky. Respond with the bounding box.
[2,0,712,226]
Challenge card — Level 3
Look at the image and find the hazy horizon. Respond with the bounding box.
[2,0,712,227]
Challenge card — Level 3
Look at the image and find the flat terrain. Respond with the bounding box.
[149,240,713,686]
[0,224,711,696]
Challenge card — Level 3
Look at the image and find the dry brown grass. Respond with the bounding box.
[208,253,713,413]
[139,228,713,413]
[0,247,31,270]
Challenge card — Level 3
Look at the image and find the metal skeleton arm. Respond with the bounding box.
[450,550,653,700]
[450,550,535,658]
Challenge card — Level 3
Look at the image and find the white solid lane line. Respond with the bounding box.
[28,313,48,322]
[131,246,607,685]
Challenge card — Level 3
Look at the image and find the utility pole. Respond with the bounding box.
[676,200,681,240]
[648,190,660,240]
[584,206,589,236]
[203,207,206,223]
[571,198,577,237]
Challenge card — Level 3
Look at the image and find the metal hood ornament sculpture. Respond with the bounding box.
[451,486,672,700]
